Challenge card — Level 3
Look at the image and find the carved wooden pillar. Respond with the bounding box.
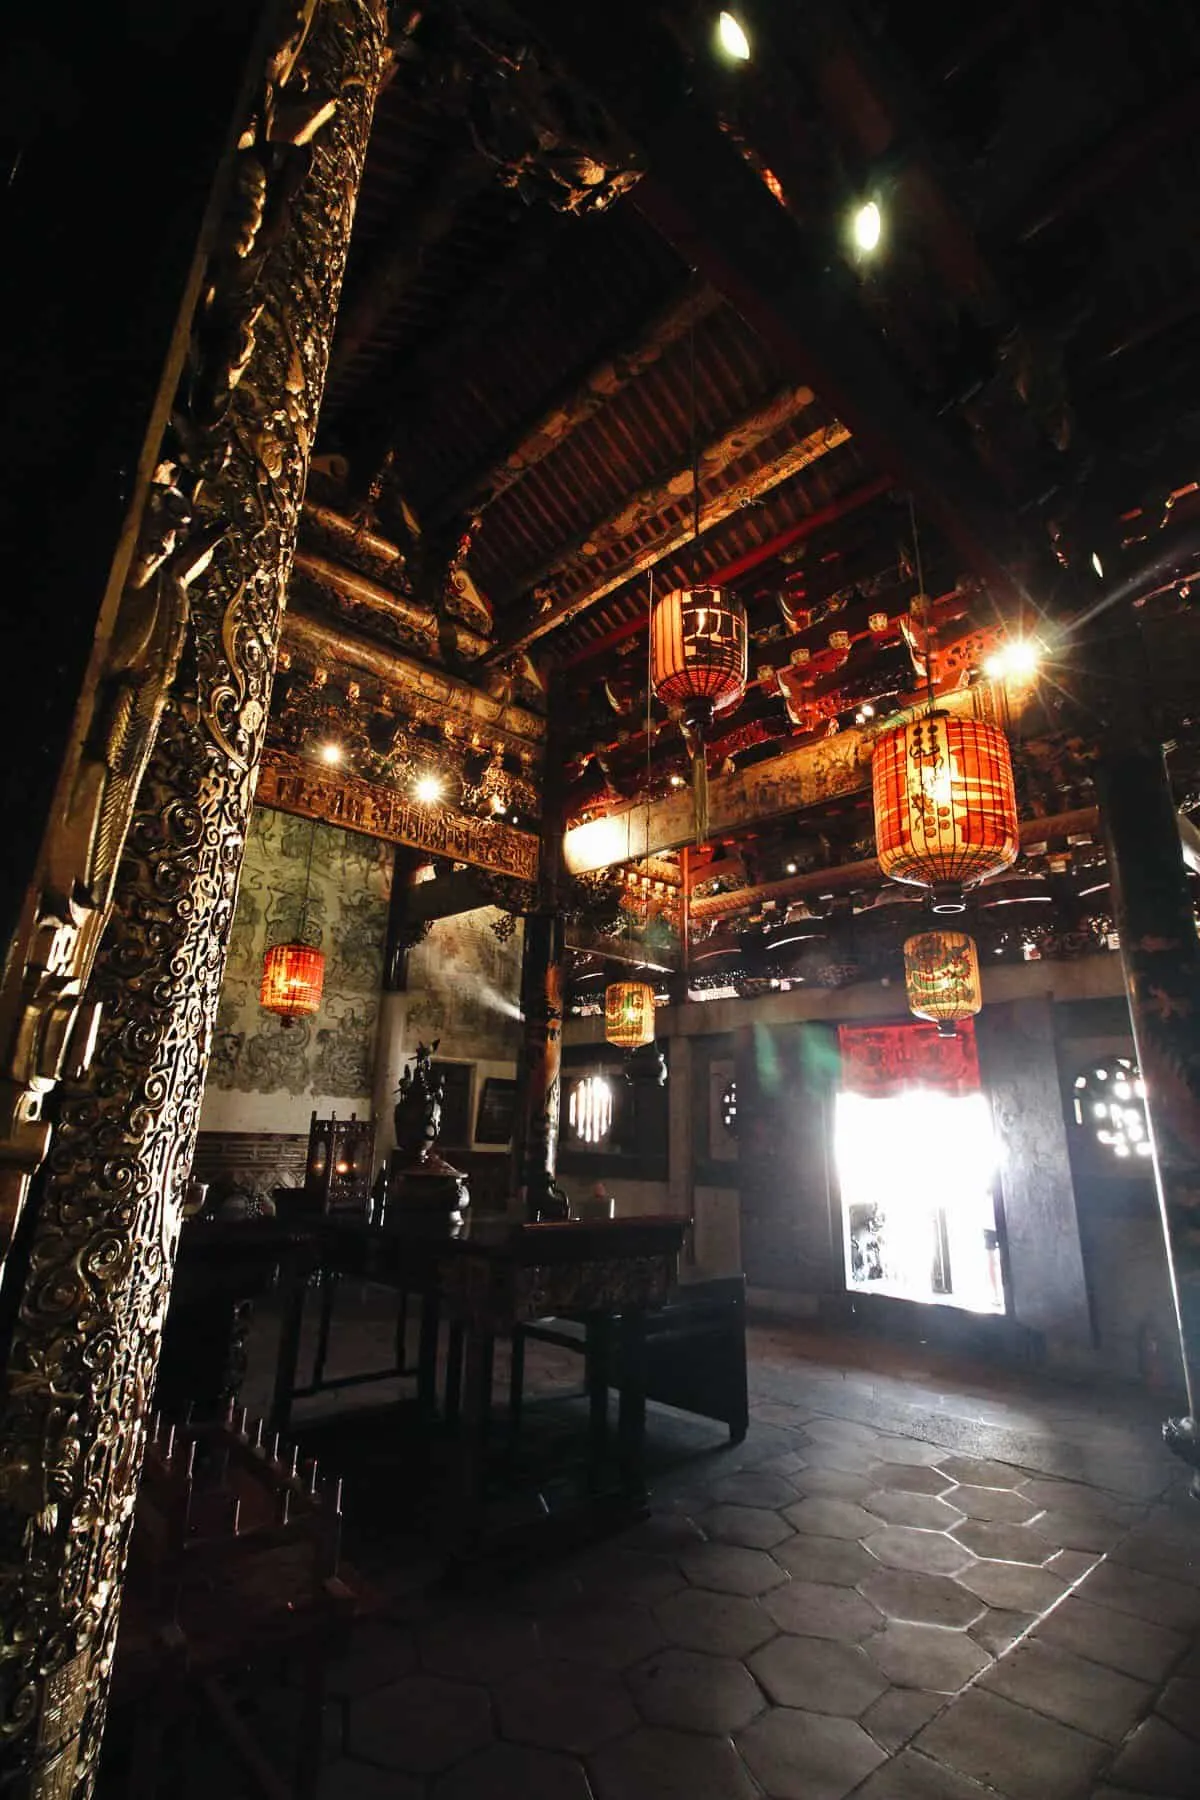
[0,5,388,1791]
[511,911,568,1220]
[1097,740,1200,1444]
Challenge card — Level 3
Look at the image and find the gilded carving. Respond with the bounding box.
[0,3,388,1790]
[257,748,540,882]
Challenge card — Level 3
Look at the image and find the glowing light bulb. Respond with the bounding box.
[716,11,751,60]
[852,199,882,253]
[786,861,797,875]
[1091,550,1104,579]
[984,638,1042,682]
[670,773,686,788]
[319,742,343,766]
[414,773,443,805]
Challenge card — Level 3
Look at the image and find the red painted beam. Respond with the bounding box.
[559,476,893,671]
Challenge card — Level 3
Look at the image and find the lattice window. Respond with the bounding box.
[568,1074,615,1146]
[1072,1057,1151,1162]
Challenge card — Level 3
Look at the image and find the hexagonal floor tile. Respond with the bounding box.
[775,1533,881,1587]
[419,1610,541,1686]
[805,1418,882,1447]
[951,1484,1039,1523]
[934,1456,1027,1490]
[970,1607,1035,1659]
[859,1567,986,1630]
[351,1674,492,1775]
[709,1472,801,1510]
[866,1621,992,1694]
[866,1464,953,1497]
[784,1497,879,1540]
[494,1658,637,1754]
[655,1586,777,1658]
[866,1491,965,1531]
[863,1528,976,1577]
[859,1687,945,1753]
[799,1441,880,1476]
[329,1619,417,1697]
[699,1504,793,1549]
[589,1725,760,1800]
[538,1599,664,1671]
[763,1579,882,1642]
[737,1707,886,1800]
[626,1647,765,1735]
[430,1742,594,1800]
[573,1547,686,1606]
[952,1519,1053,1564]
[958,1560,1065,1613]
[1025,1509,1128,1555]
[318,1761,422,1800]
[868,1438,946,1466]
[678,1542,788,1596]
[748,1636,888,1716]
[789,1467,873,1503]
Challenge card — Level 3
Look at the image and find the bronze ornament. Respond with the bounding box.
[0,2,388,1790]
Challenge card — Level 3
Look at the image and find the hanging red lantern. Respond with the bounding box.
[873,712,1019,912]
[651,583,748,841]
[904,931,982,1038]
[260,942,325,1023]
[605,981,656,1050]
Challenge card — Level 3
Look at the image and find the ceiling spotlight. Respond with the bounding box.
[414,773,443,805]
[319,742,343,766]
[1091,550,1105,579]
[852,199,882,254]
[716,10,751,60]
[984,638,1042,682]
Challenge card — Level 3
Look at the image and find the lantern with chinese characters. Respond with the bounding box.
[651,584,748,841]
[873,713,1018,912]
[904,931,982,1038]
[605,981,656,1050]
[260,943,325,1023]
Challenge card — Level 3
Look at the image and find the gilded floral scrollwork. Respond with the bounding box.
[0,3,388,1791]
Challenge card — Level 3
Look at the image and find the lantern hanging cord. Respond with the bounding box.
[690,318,700,578]
[299,816,318,945]
[908,493,935,716]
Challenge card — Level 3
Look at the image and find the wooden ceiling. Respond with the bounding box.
[266,0,1200,994]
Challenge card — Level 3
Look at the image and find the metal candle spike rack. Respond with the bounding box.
[114,1404,359,1800]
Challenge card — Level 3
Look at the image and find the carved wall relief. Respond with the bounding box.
[0,3,388,1791]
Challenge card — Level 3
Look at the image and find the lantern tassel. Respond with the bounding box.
[692,748,710,845]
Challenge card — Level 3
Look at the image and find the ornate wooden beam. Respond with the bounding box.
[689,809,1100,925]
[281,610,544,752]
[292,546,491,660]
[560,475,894,668]
[258,748,540,882]
[490,416,850,661]
[427,277,721,527]
[562,677,1017,874]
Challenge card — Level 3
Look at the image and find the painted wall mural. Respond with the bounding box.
[205,806,392,1113]
[401,908,525,1061]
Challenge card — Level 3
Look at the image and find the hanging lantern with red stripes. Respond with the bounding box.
[904,930,982,1038]
[651,583,747,841]
[873,713,1019,913]
[260,942,325,1023]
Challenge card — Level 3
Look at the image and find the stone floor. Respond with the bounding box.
[148,1305,1200,1799]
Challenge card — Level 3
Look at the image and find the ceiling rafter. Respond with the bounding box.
[496,0,1041,606]
[427,276,721,529]
[488,415,850,662]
